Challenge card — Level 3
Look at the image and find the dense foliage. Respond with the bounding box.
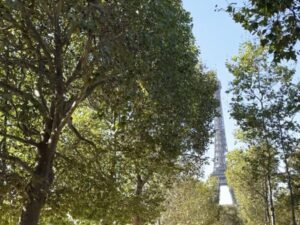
[226,0,300,61]
[227,147,276,225]
[227,42,300,225]
[161,178,243,225]
[0,1,217,224]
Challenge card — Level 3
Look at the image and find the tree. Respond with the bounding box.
[41,62,216,224]
[227,145,300,225]
[227,43,278,225]
[227,42,300,225]
[161,178,243,225]
[161,178,220,225]
[275,148,300,225]
[289,149,300,224]
[226,147,276,225]
[226,0,300,61]
[216,206,244,225]
[268,71,300,225]
[0,1,217,224]
[290,149,300,202]
[0,0,144,223]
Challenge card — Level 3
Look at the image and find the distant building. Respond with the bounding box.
[211,79,235,204]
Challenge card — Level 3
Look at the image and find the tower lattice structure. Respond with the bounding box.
[211,79,235,204]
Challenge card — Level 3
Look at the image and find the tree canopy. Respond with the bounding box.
[226,0,300,61]
[0,1,217,224]
[1,1,300,225]
[226,42,300,225]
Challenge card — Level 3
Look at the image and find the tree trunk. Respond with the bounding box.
[267,174,276,225]
[283,157,298,225]
[132,174,145,225]
[264,141,276,225]
[264,179,271,225]
[133,215,142,225]
[19,142,54,225]
[278,122,298,225]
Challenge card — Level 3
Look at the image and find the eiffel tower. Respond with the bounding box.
[211,79,235,204]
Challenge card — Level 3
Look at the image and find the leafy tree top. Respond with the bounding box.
[226,0,300,62]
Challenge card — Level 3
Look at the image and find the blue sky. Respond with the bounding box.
[181,0,251,204]
[182,0,251,151]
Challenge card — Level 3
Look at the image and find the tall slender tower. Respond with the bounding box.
[212,79,235,204]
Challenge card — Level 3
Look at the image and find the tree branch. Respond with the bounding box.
[22,16,53,61]
[1,3,53,61]
[68,119,96,148]
[0,81,48,116]
[66,35,93,87]
[0,152,34,175]
[0,131,39,147]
